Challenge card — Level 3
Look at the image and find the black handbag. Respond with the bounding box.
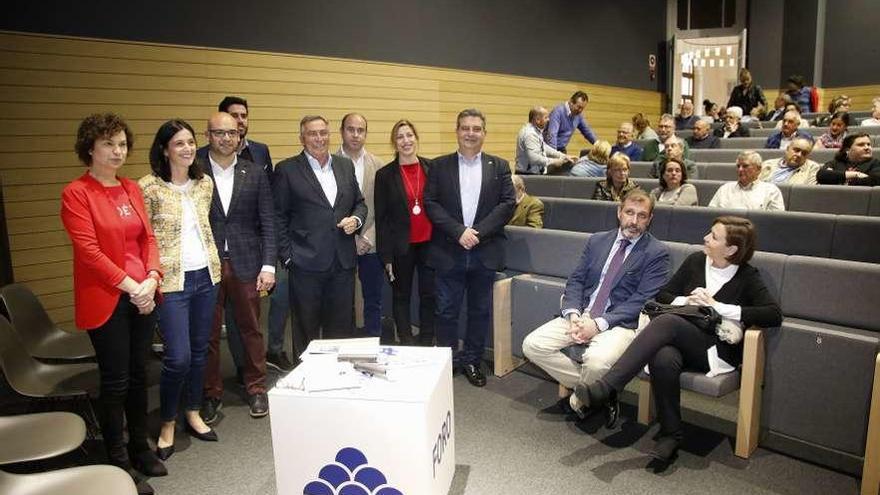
[642,300,722,333]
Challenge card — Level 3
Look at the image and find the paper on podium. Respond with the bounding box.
[301,337,380,361]
[275,355,364,392]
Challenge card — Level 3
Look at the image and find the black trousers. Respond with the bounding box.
[602,313,714,437]
[87,295,157,467]
[390,241,435,345]
[289,260,355,355]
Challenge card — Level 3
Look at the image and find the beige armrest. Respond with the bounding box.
[735,327,764,459]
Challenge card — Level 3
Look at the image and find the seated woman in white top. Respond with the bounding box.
[860,97,880,126]
[573,216,781,463]
[570,140,611,177]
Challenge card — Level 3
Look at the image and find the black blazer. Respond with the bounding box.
[273,152,367,272]
[202,157,276,281]
[423,152,515,271]
[656,252,782,366]
[374,156,432,264]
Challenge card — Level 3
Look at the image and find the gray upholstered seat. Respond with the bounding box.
[638,370,742,397]
[788,184,871,215]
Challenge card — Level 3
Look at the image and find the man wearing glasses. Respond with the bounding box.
[201,112,276,420]
[273,116,367,355]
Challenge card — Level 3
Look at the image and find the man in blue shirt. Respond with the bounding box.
[609,122,643,161]
[545,91,598,153]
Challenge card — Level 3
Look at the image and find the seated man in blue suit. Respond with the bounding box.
[522,189,670,425]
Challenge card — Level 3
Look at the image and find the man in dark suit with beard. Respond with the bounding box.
[424,108,515,387]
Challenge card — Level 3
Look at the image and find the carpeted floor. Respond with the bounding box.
[137,356,858,495]
[2,338,862,495]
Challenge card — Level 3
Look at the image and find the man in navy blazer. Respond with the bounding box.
[200,112,277,420]
[274,115,367,356]
[522,189,670,420]
[424,109,516,387]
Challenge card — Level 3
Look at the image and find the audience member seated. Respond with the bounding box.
[572,216,781,463]
[649,158,698,206]
[714,106,750,138]
[593,153,641,202]
[814,95,851,126]
[727,68,766,117]
[515,106,575,175]
[709,151,785,210]
[509,174,544,228]
[632,112,659,140]
[861,97,880,126]
[773,103,810,129]
[785,74,813,114]
[642,114,690,161]
[675,100,699,130]
[816,112,850,149]
[522,189,670,426]
[571,140,612,177]
[688,120,720,150]
[765,111,813,149]
[759,137,820,185]
[817,133,880,186]
[546,91,597,153]
[702,99,721,123]
[610,122,643,161]
[650,136,697,179]
[763,93,793,122]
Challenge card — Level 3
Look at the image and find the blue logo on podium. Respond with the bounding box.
[303,447,403,495]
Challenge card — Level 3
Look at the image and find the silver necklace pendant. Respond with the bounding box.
[412,204,422,215]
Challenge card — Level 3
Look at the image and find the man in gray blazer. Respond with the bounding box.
[515,106,575,175]
[522,189,670,423]
[274,116,367,355]
[335,113,385,340]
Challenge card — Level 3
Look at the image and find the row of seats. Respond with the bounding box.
[537,196,880,264]
[491,225,880,480]
[522,175,880,216]
[635,135,880,151]
[675,123,880,140]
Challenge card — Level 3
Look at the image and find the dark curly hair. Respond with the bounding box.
[149,119,204,182]
[74,113,134,166]
[658,157,689,190]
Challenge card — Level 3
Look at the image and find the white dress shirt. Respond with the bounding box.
[708,180,785,211]
[458,152,483,228]
[306,152,337,207]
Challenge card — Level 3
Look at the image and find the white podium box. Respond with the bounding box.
[269,346,455,495]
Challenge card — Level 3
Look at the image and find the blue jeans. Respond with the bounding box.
[158,268,218,421]
[434,251,495,367]
[358,253,384,337]
[266,264,290,355]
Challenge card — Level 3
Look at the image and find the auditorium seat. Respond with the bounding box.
[493,226,880,481]
[788,184,872,215]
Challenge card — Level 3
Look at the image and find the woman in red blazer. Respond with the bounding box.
[60,113,166,494]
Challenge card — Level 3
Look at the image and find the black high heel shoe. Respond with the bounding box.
[155,443,175,461]
[130,449,168,477]
[186,422,218,442]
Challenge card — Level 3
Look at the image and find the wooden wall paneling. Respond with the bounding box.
[0,30,663,328]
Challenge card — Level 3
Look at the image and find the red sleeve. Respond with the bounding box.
[61,184,128,288]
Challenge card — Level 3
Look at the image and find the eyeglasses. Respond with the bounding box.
[208,129,239,138]
[304,130,330,138]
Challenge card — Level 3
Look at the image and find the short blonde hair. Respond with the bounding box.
[587,140,612,164]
